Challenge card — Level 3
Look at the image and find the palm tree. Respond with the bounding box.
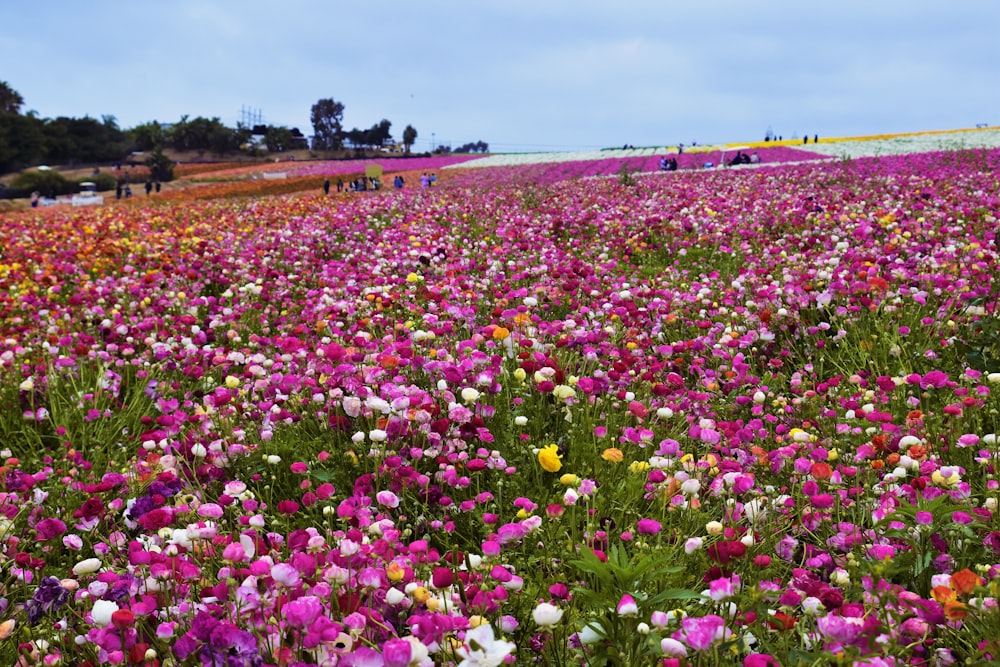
[0,80,25,115]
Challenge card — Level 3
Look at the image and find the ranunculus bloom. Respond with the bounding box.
[532,602,564,628]
[637,518,662,535]
[538,444,562,472]
[34,518,67,541]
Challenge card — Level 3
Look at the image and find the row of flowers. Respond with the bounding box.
[0,144,998,665]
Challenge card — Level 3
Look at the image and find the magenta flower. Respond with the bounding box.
[673,614,727,651]
[283,595,322,628]
[382,638,412,667]
[616,593,638,616]
[637,518,662,535]
[34,517,67,541]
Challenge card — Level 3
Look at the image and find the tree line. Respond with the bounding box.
[1,81,488,177]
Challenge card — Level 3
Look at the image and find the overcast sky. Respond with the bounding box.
[3,1,997,152]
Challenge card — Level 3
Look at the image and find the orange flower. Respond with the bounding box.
[931,585,956,605]
[950,568,982,596]
[810,462,833,480]
[601,448,624,463]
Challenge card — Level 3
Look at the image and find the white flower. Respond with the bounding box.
[684,537,703,554]
[577,622,605,645]
[90,599,119,627]
[369,429,387,443]
[72,558,102,576]
[532,602,564,628]
[656,407,674,419]
[460,387,481,404]
[456,623,515,667]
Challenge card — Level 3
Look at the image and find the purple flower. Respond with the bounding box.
[26,577,70,626]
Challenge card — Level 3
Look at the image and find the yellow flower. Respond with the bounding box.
[630,461,650,474]
[492,326,510,340]
[386,563,405,582]
[602,448,624,463]
[559,473,579,486]
[538,444,563,473]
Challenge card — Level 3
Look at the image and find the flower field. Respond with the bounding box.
[0,137,999,666]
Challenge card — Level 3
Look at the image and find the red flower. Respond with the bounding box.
[136,508,173,530]
[277,500,300,515]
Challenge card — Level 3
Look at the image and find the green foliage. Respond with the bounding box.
[0,112,46,173]
[311,98,346,151]
[9,169,72,197]
[145,147,175,182]
[0,80,25,114]
[617,163,638,187]
[87,172,119,192]
[402,124,418,153]
[42,115,129,164]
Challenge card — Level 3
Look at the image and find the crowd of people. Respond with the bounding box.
[322,172,439,195]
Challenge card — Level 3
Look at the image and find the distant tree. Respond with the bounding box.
[145,147,175,182]
[41,115,128,164]
[311,98,345,151]
[369,119,392,148]
[264,126,293,152]
[453,140,489,154]
[129,121,166,152]
[402,125,417,153]
[0,113,46,172]
[0,81,24,115]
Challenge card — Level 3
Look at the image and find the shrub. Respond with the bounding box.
[9,169,73,197]
[83,172,118,192]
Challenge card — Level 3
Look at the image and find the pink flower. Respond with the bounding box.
[283,595,322,628]
[382,638,412,667]
[617,593,638,616]
[34,518,66,541]
[673,614,727,652]
[637,518,662,535]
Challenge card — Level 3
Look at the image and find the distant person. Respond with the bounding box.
[429,173,437,187]
[336,177,344,193]
[659,156,668,171]
[116,184,123,200]
[420,173,429,188]
[155,181,161,193]
[323,178,330,195]
[804,136,809,144]
[31,191,40,208]
[750,152,760,164]
[125,185,132,199]
[145,180,153,196]
[814,134,819,143]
